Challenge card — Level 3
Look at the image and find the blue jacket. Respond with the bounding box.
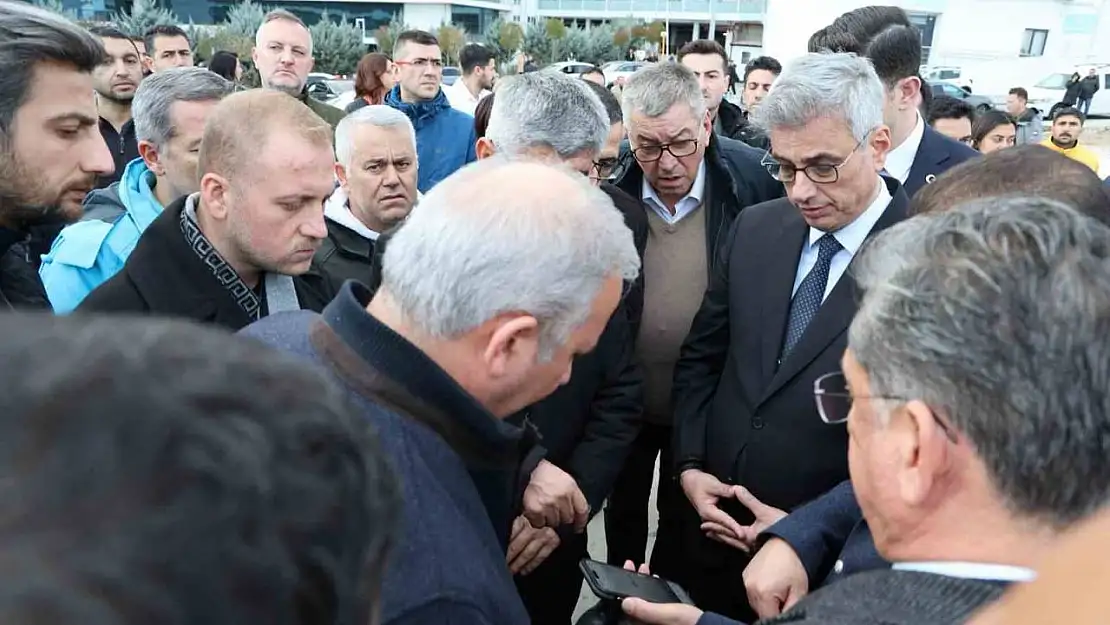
[385,85,477,193]
[40,158,163,313]
[240,282,532,625]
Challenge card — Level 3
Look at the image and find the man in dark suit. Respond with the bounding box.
[669,52,908,620]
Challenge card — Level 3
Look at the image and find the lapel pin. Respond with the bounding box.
[925,174,937,184]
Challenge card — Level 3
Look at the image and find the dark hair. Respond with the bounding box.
[971,109,1017,149]
[808,25,863,54]
[1053,106,1086,123]
[1008,86,1029,101]
[458,42,495,74]
[0,1,106,138]
[474,91,494,138]
[912,144,1110,225]
[353,52,391,104]
[207,50,238,81]
[865,23,922,86]
[809,5,911,53]
[927,94,974,125]
[0,314,400,625]
[88,24,131,41]
[919,77,933,114]
[677,39,728,71]
[581,65,604,80]
[393,30,438,58]
[743,55,781,82]
[143,24,190,57]
[582,79,621,125]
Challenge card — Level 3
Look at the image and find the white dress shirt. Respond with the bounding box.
[893,561,1037,582]
[442,79,489,117]
[641,161,707,225]
[884,113,925,183]
[791,177,891,300]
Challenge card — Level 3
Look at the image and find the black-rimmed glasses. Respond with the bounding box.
[590,157,619,181]
[631,139,699,163]
[761,129,873,184]
[813,371,958,443]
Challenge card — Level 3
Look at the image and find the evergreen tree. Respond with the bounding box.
[112,0,179,37]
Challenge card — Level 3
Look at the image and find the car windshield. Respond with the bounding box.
[326,80,353,93]
[1035,73,1070,89]
[443,67,460,76]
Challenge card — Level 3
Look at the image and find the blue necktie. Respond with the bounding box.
[781,234,842,359]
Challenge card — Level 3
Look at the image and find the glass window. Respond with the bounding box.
[1020,29,1048,56]
[907,12,937,65]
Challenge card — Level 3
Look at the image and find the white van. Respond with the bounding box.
[1027,64,1110,117]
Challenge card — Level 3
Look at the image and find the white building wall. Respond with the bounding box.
[403,2,452,29]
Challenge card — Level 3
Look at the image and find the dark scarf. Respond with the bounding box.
[178,195,265,320]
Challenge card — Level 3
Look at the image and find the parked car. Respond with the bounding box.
[1022,64,1110,117]
[602,61,648,87]
[929,80,994,113]
[442,66,461,86]
[307,79,353,103]
[547,61,597,76]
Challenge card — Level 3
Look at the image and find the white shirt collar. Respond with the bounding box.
[806,176,890,253]
[641,160,707,224]
[443,79,490,113]
[324,186,379,241]
[884,113,925,183]
[893,561,1037,583]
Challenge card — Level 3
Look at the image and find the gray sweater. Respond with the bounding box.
[696,569,1009,625]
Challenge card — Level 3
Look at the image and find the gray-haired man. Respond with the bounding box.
[313,105,418,291]
[41,66,234,313]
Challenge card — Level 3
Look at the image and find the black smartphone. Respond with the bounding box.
[579,559,692,604]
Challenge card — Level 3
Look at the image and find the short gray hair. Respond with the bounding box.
[132,67,233,148]
[255,9,313,55]
[620,62,706,128]
[335,105,416,169]
[752,52,884,143]
[850,195,1110,527]
[0,1,105,137]
[486,72,608,158]
[381,157,641,360]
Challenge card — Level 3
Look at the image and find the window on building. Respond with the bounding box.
[1020,28,1048,56]
[906,12,937,65]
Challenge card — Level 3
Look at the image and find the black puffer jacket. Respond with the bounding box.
[0,227,50,310]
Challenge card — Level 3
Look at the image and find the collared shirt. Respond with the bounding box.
[884,113,925,183]
[324,186,379,241]
[893,561,1037,582]
[641,160,707,225]
[442,79,490,117]
[791,177,890,301]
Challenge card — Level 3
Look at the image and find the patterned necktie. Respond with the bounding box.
[781,234,843,360]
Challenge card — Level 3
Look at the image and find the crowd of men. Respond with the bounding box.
[2,1,1110,625]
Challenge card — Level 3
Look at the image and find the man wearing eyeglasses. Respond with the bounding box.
[385,30,477,193]
[667,52,909,621]
[604,61,782,594]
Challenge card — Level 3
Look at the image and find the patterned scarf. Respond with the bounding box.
[179,193,265,320]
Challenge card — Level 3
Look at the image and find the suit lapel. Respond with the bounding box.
[903,127,950,197]
[759,181,910,404]
[758,201,808,390]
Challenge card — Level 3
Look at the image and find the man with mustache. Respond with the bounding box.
[89,25,143,190]
[252,9,345,129]
[0,2,114,309]
[78,89,335,329]
[1041,107,1100,172]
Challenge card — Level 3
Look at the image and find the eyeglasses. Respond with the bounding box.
[813,371,958,443]
[761,129,873,184]
[395,58,443,69]
[631,139,699,163]
[590,157,619,181]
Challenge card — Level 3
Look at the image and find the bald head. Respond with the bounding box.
[199,89,332,180]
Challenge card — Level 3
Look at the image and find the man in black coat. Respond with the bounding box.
[670,52,908,621]
[80,89,336,329]
[604,61,783,588]
[0,4,115,309]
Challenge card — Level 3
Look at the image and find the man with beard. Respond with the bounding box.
[78,89,335,329]
[1041,107,1100,172]
[252,10,345,129]
[0,2,114,309]
[89,26,143,190]
[443,42,496,116]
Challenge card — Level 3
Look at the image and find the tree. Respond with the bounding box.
[522,20,551,65]
[309,11,365,75]
[581,23,621,65]
[544,17,566,41]
[436,23,466,66]
[222,0,267,38]
[31,0,77,20]
[112,0,179,37]
[373,18,407,56]
[482,18,523,64]
[551,25,588,62]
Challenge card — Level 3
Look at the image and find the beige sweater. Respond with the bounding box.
[635,206,710,425]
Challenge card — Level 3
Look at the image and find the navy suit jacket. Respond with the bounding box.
[761,127,978,590]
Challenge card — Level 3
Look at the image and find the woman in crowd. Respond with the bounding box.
[473,91,494,138]
[207,50,241,83]
[971,109,1018,154]
[346,52,396,113]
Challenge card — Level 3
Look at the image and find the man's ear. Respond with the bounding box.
[335,162,349,188]
[199,172,231,221]
[481,314,539,379]
[476,137,496,160]
[138,140,163,176]
[898,400,950,506]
